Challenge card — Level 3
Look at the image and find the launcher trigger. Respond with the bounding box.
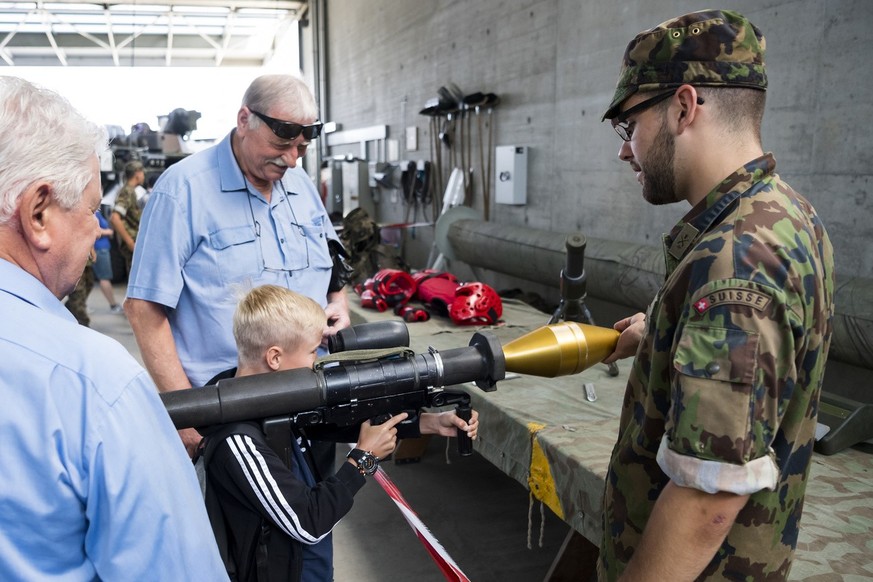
[371,413,392,425]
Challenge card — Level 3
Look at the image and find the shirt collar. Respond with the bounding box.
[663,153,776,271]
[0,258,77,322]
[217,130,249,193]
[217,130,296,201]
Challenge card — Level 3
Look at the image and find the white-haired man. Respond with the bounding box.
[0,76,227,580]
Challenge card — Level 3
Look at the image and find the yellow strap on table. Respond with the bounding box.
[526,422,563,520]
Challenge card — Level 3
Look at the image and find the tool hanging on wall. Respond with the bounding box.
[420,86,499,243]
[462,92,488,221]
[401,161,434,227]
[482,93,500,222]
[418,99,444,217]
[434,88,500,223]
[460,93,482,206]
[437,83,465,199]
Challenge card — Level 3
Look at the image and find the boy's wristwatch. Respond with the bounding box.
[347,448,379,476]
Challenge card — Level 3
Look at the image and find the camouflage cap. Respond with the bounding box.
[602,10,767,121]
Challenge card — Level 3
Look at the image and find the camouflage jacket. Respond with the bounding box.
[113,184,142,242]
[599,154,835,581]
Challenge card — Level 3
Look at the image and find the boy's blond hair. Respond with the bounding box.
[233,285,326,368]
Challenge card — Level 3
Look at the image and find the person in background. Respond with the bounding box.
[64,253,95,326]
[202,284,479,582]
[0,76,228,581]
[597,10,835,580]
[93,209,122,313]
[110,159,144,275]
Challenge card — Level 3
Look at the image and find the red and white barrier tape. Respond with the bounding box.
[372,465,471,582]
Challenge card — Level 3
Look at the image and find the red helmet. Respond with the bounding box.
[359,269,416,309]
[417,277,460,316]
[449,282,502,325]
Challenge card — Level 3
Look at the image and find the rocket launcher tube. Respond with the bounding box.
[162,331,506,430]
[161,321,619,430]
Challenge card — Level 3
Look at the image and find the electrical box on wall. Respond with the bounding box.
[495,145,528,205]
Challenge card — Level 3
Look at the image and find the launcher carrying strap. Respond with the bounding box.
[315,346,416,368]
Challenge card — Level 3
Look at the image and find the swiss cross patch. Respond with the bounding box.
[691,288,771,315]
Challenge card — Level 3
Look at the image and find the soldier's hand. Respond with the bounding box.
[420,410,479,440]
[602,312,646,364]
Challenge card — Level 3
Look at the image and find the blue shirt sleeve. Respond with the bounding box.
[0,260,229,581]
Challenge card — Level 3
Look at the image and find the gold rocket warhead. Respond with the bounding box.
[501,321,620,378]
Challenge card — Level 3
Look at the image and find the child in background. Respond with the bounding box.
[202,284,479,582]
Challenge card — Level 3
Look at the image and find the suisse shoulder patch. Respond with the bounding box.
[692,288,771,315]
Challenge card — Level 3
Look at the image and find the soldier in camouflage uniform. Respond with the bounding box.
[110,160,144,274]
[598,10,835,580]
[64,254,95,326]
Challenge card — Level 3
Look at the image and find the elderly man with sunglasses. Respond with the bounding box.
[125,74,348,581]
[597,10,834,582]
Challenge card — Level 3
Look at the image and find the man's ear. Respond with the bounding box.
[674,84,701,136]
[265,345,283,371]
[19,182,55,251]
[237,106,251,133]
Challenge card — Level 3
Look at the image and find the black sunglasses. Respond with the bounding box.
[250,109,323,141]
[612,90,704,142]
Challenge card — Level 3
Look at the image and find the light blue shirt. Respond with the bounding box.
[0,259,228,581]
[127,132,338,386]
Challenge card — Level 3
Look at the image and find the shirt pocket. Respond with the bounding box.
[299,217,333,272]
[670,324,760,464]
[209,225,260,284]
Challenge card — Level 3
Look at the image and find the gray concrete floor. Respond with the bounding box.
[85,283,571,582]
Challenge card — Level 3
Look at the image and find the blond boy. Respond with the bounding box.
[203,285,478,582]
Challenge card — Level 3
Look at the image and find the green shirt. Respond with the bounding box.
[113,184,142,243]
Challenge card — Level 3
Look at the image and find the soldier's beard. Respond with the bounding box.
[641,119,680,206]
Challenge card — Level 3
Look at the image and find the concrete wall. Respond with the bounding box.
[320,0,873,292]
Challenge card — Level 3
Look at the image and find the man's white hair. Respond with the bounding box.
[242,74,319,128]
[0,76,106,224]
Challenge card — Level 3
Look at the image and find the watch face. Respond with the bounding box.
[359,453,378,475]
[349,449,379,475]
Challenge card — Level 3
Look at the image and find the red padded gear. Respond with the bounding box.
[417,277,460,316]
[449,282,502,325]
[411,269,459,297]
[394,304,431,323]
[373,269,416,306]
[359,289,388,312]
[356,269,416,310]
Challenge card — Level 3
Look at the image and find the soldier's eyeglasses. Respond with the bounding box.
[612,90,704,142]
[250,109,323,141]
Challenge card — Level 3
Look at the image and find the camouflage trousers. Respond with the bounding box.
[119,244,134,277]
[65,265,95,327]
